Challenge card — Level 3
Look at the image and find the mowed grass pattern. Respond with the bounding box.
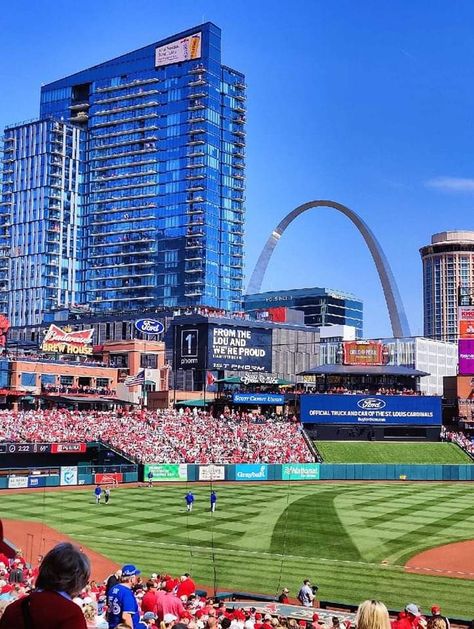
[316,441,472,464]
[1,483,474,618]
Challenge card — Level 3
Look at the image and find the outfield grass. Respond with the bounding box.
[1,483,474,618]
[315,441,472,464]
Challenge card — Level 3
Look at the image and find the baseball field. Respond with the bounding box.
[1,481,474,619]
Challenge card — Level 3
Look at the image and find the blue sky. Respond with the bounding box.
[2,0,474,337]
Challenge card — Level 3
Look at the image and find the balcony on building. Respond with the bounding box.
[188,77,206,87]
[186,207,204,216]
[184,289,203,297]
[96,77,160,93]
[232,104,246,114]
[188,64,206,74]
[69,102,90,111]
[186,138,206,146]
[188,128,206,136]
[70,111,89,124]
[95,89,160,105]
[186,161,205,169]
[187,150,205,158]
[187,102,206,111]
[186,174,206,181]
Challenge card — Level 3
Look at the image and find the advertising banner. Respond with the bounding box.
[8,476,28,489]
[174,325,207,370]
[134,318,165,336]
[235,464,268,481]
[60,466,78,486]
[343,341,387,366]
[41,325,93,355]
[198,465,225,481]
[144,464,188,482]
[282,463,320,480]
[459,321,474,339]
[459,339,474,375]
[52,443,86,454]
[300,394,442,425]
[94,473,123,485]
[233,392,285,405]
[174,322,273,373]
[208,324,272,372]
[459,307,474,339]
[28,476,46,488]
[155,32,202,68]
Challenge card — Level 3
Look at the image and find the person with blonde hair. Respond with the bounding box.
[356,600,391,629]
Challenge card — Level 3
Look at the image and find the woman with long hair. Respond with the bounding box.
[356,600,391,629]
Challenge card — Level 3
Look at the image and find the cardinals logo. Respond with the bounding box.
[0,315,10,348]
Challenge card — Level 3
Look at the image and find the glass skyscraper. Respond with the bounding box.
[1,23,245,326]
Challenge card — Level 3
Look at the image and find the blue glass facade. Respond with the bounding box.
[244,287,364,336]
[0,23,245,325]
[0,120,83,326]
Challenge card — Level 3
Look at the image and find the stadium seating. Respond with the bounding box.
[0,409,312,464]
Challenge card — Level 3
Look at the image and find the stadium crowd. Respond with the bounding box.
[0,409,312,464]
[441,427,474,456]
[0,544,458,629]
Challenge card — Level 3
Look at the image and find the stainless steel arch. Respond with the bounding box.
[246,200,411,338]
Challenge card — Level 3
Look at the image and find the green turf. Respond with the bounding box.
[315,441,473,464]
[1,483,474,619]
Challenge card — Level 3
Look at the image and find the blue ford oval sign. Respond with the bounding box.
[357,397,386,410]
[134,318,164,335]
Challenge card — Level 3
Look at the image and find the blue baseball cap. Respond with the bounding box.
[122,564,141,577]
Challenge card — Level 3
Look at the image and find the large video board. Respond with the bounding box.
[300,394,441,425]
[173,323,272,373]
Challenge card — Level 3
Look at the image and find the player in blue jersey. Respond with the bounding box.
[210,490,217,512]
[94,484,102,504]
[185,491,195,512]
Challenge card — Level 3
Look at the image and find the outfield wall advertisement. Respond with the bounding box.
[198,465,225,481]
[282,464,320,480]
[144,464,188,482]
[60,466,78,486]
[300,394,442,425]
[235,464,268,481]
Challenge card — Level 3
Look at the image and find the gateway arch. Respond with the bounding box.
[246,200,411,338]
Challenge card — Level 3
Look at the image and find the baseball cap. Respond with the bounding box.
[122,564,141,577]
[264,614,272,621]
[312,614,319,622]
[283,588,289,593]
[144,612,157,621]
[164,614,178,623]
[405,604,420,617]
[431,607,441,615]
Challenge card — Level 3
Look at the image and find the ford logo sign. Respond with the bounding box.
[134,319,164,335]
[357,397,386,410]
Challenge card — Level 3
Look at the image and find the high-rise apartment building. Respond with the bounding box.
[420,231,474,341]
[0,23,245,326]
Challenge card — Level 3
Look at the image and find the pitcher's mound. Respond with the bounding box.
[2,518,119,581]
[405,540,474,580]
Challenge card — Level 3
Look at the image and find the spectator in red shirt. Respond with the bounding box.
[0,542,90,629]
[142,580,159,615]
[176,573,196,599]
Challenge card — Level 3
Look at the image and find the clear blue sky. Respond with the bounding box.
[2,0,474,338]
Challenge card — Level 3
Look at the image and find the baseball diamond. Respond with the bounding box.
[1,482,473,619]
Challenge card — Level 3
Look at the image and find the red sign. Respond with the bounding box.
[0,315,10,348]
[41,325,94,355]
[94,473,123,484]
[343,341,387,366]
[51,443,87,454]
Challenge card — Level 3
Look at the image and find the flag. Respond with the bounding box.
[124,369,145,387]
[206,371,216,388]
